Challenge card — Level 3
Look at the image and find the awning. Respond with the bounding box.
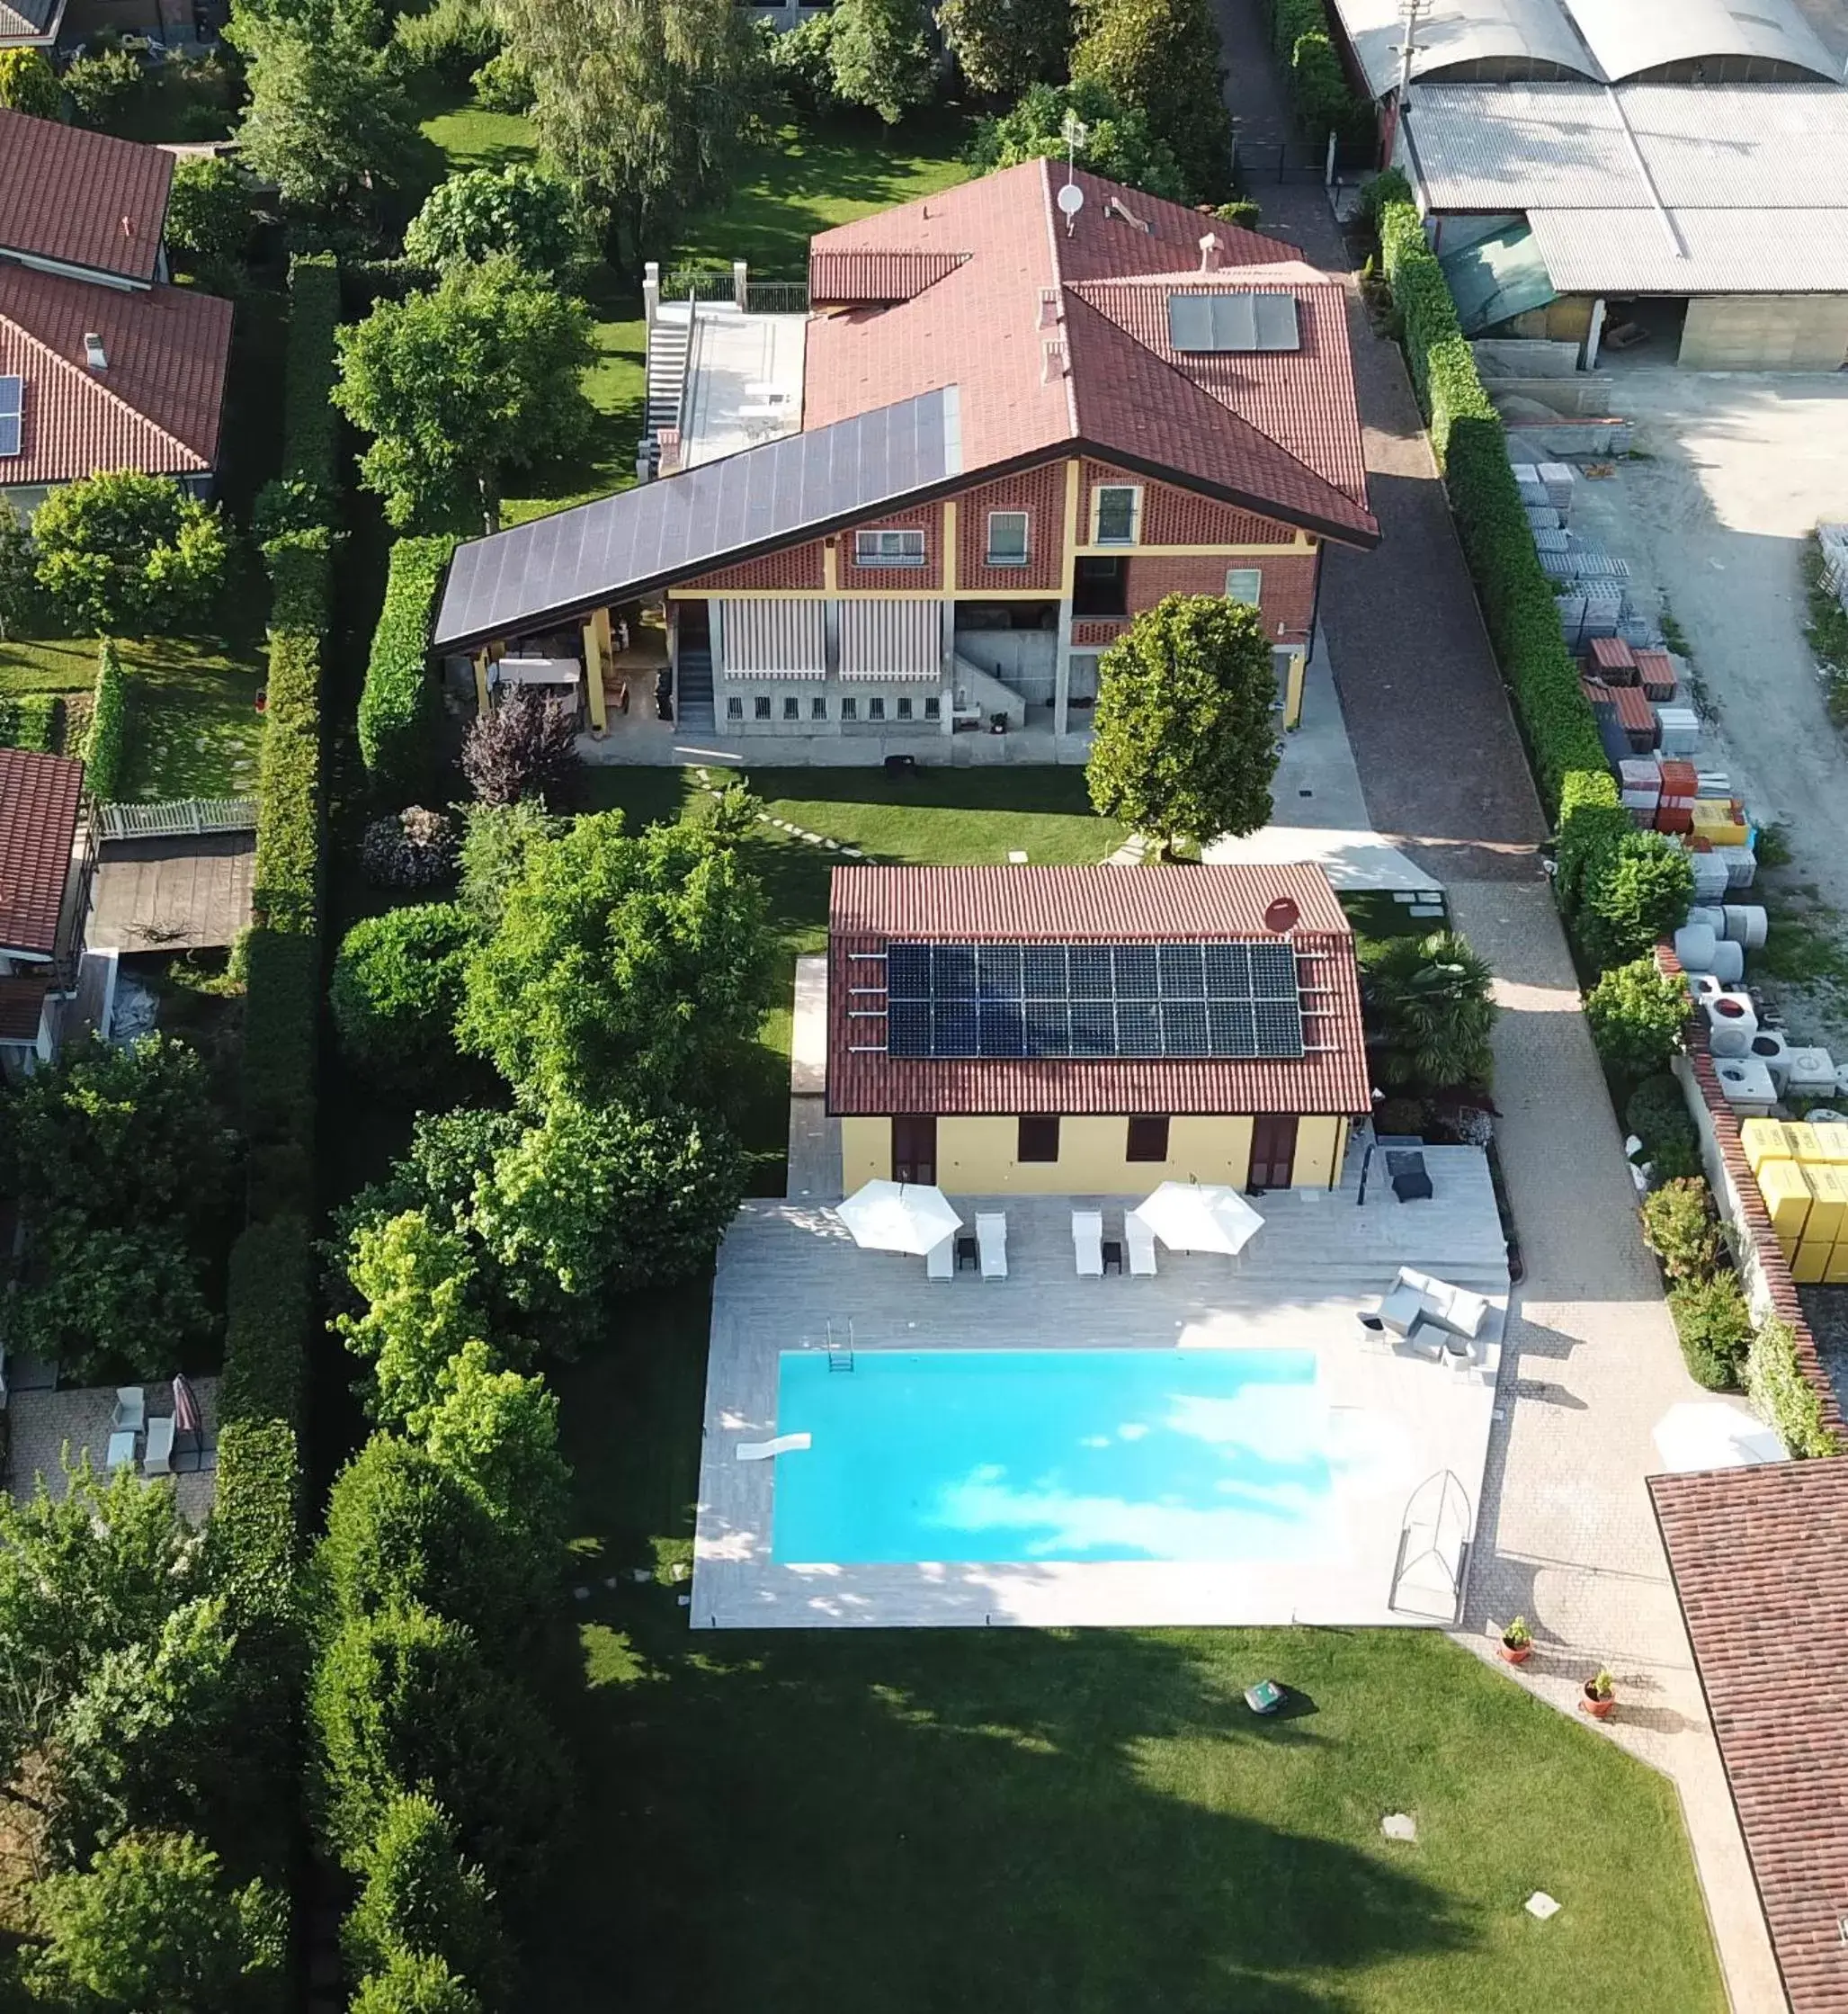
[839,598,942,680]
[1438,224,1557,336]
[716,598,827,678]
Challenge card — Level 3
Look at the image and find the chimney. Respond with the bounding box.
[1037,285,1060,331]
[83,333,107,372]
[1040,336,1067,384]
[1199,232,1225,273]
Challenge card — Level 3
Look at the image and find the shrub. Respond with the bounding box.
[0,692,58,753]
[1359,929,1496,1093]
[391,0,502,86]
[1668,1273,1753,1390]
[1268,0,1367,143]
[362,806,459,891]
[456,800,561,929]
[1575,830,1695,973]
[471,45,532,112]
[340,1793,512,2005]
[242,930,319,1218]
[218,1214,314,1433]
[361,536,457,797]
[165,155,251,268]
[0,47,61,118]
[84,637,129,801]
[1585,957,1686,1079]
[460,688,580,808]
[64,43,145,128]
[331,904,477,1085]
[253,629,321,936]
[1626,1074,1701,1179]
[1639,1177,1723,1282]
[1745,1316,1842,1458]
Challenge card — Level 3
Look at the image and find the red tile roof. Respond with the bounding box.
[806,160,1376,546]
[0,264,231,486]
[809,249,970,305]
[0,746,83,957]
[827,864,1370,1118]
[0,108,172,284]
[1650,1460,1848,2014]
[0,976,48,1042]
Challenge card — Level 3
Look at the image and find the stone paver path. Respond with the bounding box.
[1450,880,1783,2012]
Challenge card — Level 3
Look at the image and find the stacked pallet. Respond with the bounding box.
[1742,1120,1848,1284]
[1656,757,1697,833]
[1619,755,1661,825]
[1634,649,1677,700]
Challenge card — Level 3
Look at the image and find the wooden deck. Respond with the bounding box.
[87,833,256,952]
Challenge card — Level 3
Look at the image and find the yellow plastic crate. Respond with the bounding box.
[1802,1163,1848,1245]
[1793,1240,1832,1284]
[1755,1157,1813,1257]
[1783,1122,1823,1165]
[1740,1117,1794,1173]
[1826,1243,1848,1285]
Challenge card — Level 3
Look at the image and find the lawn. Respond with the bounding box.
[523,1292,1726,2014]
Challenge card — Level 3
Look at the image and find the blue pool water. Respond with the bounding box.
[770,1348,1332,1565]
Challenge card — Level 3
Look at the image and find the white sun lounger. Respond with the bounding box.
[977,1213,1008,1279]
[926,1235,954,1281]
[1126,1214,1158,1276]
[142,1415,175,1478]
[1072,1210,1104,1277]
[112,1386,145,1433]
[736,1433,812,1462]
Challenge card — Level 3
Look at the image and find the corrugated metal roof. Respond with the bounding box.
[826,864,1370,1119]
[0,747,83,957]
[1564,0,1835,83]
[1528,204,1848,293]
[1333,0,1597,98]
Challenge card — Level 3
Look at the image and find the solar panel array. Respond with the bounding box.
[0,376,21,460]
[1166,292,1301,354]
[882,940,1304,1061]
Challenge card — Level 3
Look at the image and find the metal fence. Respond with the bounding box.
[745,280,809,316]
[661,266,741,304]
[1233,136,1377,186]
[95,797,259,842]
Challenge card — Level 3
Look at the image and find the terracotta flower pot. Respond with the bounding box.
[1582,1685,1615,1720]
[1500,1639,1532,1665]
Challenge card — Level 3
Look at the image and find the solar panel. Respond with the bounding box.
[0,375,21,461]
[880,940,1306,1060]
[1165,292,1301,354]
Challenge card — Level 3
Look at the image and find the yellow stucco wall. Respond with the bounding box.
[839,1114,1348,1194]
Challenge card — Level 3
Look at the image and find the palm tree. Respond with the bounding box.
[1360,930,1497,1093]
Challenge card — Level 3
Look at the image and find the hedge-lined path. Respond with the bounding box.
[1446,879,1784,2011]
[1215,0,1548,880]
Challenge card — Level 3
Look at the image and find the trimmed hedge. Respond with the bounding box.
[0,692,58,752]
[1268,0,1368,143]
[85,638,129,801]
[1745,1316,1841,1457]
[252,629,321,938]
[218,1212,313,1432]
[359,534,457,799]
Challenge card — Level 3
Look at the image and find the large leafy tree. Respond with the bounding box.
[968,77,1186,200]
[418,1344,571,1567]
[404,164,582,279]
[0,47,63,117]
[235,15,416,211]
[330,903,478,1088]
[1360,931,1497,1094]
[498,0,763,256]
[341,1794,511,2009]
[334,257,594,532]
[352,1950,484,2014]
[22,1831,285,2014]
[459,810,771,1107]
[336,1210,492,1429]
[828,0,937,124]
[1086,595,1280,860]
[31,472,228,640]
[1070,0,1233,203]
[940,0,1070,98]
[164,157,252,272]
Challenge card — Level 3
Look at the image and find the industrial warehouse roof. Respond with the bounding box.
[1333,0,1836,95]
[1405,83,1848,295]
[826,864,1371,1120]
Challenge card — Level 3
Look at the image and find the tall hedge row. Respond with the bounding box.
[359,534,458,799]
[85,639,129,801]
[1267,0,1369,143]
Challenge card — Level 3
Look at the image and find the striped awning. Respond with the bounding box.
[839,598,942,680]
[716,598,827,679]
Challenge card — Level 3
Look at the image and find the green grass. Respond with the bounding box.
[1340,891,1449,941]
[522,1294,1726,2014]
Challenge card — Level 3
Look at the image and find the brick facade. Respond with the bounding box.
[957,464,1066,594]
[1081,460,1303,549]
[1124,551,1316,644]
[688,541,826,593]
[837,503,945,591]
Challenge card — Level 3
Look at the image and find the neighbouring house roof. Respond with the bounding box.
[0,108,173,284]
[0,747,84,958]
[826,864,1371,1119]
[0,976,48,1042]
[0,264,233,488]
[0,0,64,45]
[1649,1460,1848,2014]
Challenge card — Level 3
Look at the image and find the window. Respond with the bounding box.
[726,694,743,721]
[841,695,858,721]
[1018,1115,1060,1163]
[1094,486,1139,545]
[986,510,1029,567]
[868,694,887,721]
[754,694,772,721]
[1225,568,1263,606]
[811,694,828,721]
[897,695,913,721]
[855,528,925,568]
[1073,557,1128,616]
[924,695,941,721]
[781,694,800,721]
[1126,1114,1170,1162]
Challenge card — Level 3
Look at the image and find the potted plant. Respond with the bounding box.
[1582,1669,1616,1720]
[1496,1617,1533,1665]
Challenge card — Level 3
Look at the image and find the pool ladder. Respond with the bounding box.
[826,1319,855,1373]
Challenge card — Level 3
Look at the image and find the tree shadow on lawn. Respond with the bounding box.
[527,1599,1466,2014]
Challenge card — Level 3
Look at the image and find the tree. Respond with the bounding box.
[1360,930,1497,1093]
[1085,595,1279,859]
[967,77,1186,200]
[0,47,62,117]
[460,687,580,807]
[22,1831,285,2014]
[456,800,562,930]
[31,472,228,639]
[404,164,582,278]
[1575,830,1696,972]
[1070,0,1233,203]
[351,1950,484,2014]
[0,497,40,640]
[458,810,772,1106]
[341,1794,512,2010]
[235,17,416,211]
[331,903,478,1087]
[165,157,251,271]
[336,1209,490,1428]
[419,1344,570,1565]
[1585,956,1687,1078]
[62,45,145,129]
[940,0,1070,98]
[497,0,763,256]
[828,0,937,123]
[334,257,594,532]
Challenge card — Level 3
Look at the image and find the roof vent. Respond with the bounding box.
[1199,231,1225,272]
[1105,194,1150,234]
[1037,285,1060,330]
[120,212,134,239]
[1040,336,1067,384]
[1263,897,1301,935]
[83,333,107,372]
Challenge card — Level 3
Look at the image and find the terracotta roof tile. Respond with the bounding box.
[0,108,171,283]
[0,976,48,1042]
[0,264,231,486]
[0,746,83,957]
[809,249,969,305]
[1650,1461,1848,2014]
[827,864,1370,1118]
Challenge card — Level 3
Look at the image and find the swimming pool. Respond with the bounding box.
[770,1347,1333,1565]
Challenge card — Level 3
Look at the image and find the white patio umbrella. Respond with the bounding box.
[1651,1401,1786,1474]
[1129,1181,1265,1258]
[835,1179,962,1256]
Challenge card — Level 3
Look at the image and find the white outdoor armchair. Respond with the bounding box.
[112,1387,145,1434]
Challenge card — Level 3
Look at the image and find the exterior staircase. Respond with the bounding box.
[676,645,715,730]
[644,315,692,466]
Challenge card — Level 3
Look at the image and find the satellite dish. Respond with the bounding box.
[1057,182,1085,219]
[1263,897,1301,935]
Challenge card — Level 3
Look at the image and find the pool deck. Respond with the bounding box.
[692,1150,1511,1630]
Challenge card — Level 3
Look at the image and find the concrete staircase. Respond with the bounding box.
[950,652,1026,730]
[645,317,692,452]
[677,645,715,730]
